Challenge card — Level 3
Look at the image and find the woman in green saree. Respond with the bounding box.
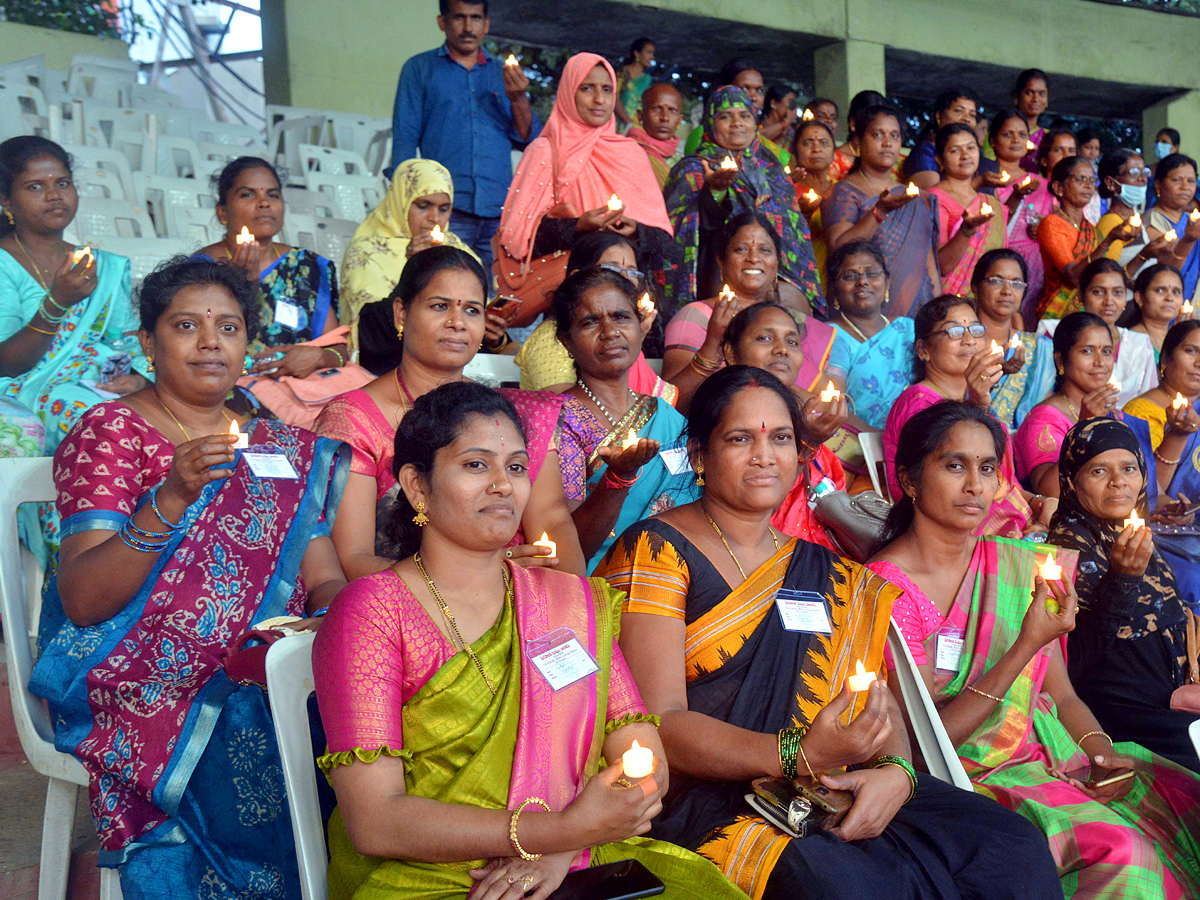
[312,381,746,900]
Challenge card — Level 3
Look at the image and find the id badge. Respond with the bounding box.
[241,447,299,480]
[526,627,599,691]
[659,446,692,477]
[935,627,965,671]
[274,299,305,331]
[774,589,832,634]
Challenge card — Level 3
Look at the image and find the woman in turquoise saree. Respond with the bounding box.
[313,380,746,900]
[30,258,349,899]
[555,267,700,571]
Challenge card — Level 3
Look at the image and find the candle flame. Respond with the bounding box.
[505,53,519,67]
[1130,212,1142,229]
[1009,333,1022,349]
[719,283,736,303]
[1191,209,1200,223]
[430,223,444,244]
[999,170,1010,183]
[980,200,993,216]
[804,188,819,203]
[607,193,623,212]
[1110,380,1122,392]
[1039,552,1062,581]
[638,292,654,315]
[229,420,240,438]
[802,108,814,121]
[819,381,840,403]
[1019,175,1032,188]
[784,165,791,175]
[905,182,919,197]
[1026,139,1036,151]
[72,245,92,264]
[1165,228,1179,243]
[990,339,1003,355]
[847,658,877,691]
[1183,299,1195,315]
[1173,392,1188,410]
[719,156,738,171]
[236,225,253,245]
[533,532,557,556]
[855,660,867,678]
[622,428,638,450]
[1124,510,1145,531]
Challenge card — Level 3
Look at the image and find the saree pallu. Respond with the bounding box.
[557,394,699,571]
[834,317,914,431]
[821,182,939,318]
[1000,181,1055,326]
[879,537,1200,900]
[930,187,1008,297]
[30,421,348,895]
[988,331,1056,429]
[1148,208,1200,299]
[1037,214,1097,320]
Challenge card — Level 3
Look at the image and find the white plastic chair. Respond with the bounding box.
[86,237,197,287]
[73,198,155,242]
[189,119,266,148]
[265,632,329,900]
[0,458,123,900]
[305,172,384,221]
[886,619,973,791]
[134,174,214,237]
[297,143,371,177]
[286,187,336,219]
[859,431,888,501]
[282,213,319,254]
[311,218,361,264]
[61,143,135,200]
[169,206,221,244]
[121,82,191,112]
[156,135,207,179]
[464,353,521,386]
[363,128,393,177]
[325,113,388,157]
[66,55,137,105]
[0,82,49,136]
[268,115,329,184]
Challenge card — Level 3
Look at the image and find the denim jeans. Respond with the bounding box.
[449,209,501,275]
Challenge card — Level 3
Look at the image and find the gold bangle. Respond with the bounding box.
[966,684,1005,703]
[797,738,815,778]
[1076,730,1113,752]
[26,323,56,335]
[509,796,550,860]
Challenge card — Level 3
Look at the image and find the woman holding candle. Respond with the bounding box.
[1047,417,1200,772]
[1146,154,1200,300]
[1013,69,1050,170]
[30,256,350,898]
[882,295,1051,538]
[554,266,699,570]
[494,52,676,327]
[662,85,823,317]
[598,366,1061,900]
[929,124,1007,297]
[869,401,1200,895]
[1122,264,1188,362]
[314,246,586,580]
[663,211,840,411]
[1096,149,1160,275]
[971,249,1056,429]
[822,104,941,318]
[789,119,837,286]
[313,380,745,900]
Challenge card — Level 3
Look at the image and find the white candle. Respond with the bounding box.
[1008,333,1022,350]
[1165,228,1179,243]
[71,245,92,265]
[719,284,736,304]
[803,188,819,203]
[847,659,876,693]
[621,739,654,780]
[1191,209,1200,223]
[429,223,444,244]
[1039,552,1062,581]
[802,108,814,121]
[236,225,254,245]
[990,339,1004,355]
[999,170,1010,183]
[720,156,738,171]
[905,182,919,197]
[533,532,557,557]
[980,200,993,216]
[1183,300,1195,315]
[1123,510,1145,531]
[1109,380,1122,392]
[621,429,638,450]
[1129,211,1142,229]
[230,419,248,449]
[1019,175,1033,188]
[638,292,654,316]
[1026,139,1036,151]
[505,53,519,67]
[1173,392,1189,410]
[607,193,624,212]
[819,381,840,403]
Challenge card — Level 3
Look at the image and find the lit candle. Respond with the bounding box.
[1191,209,1200,223]
[505,53,519,67]
[1039,552,1062,581]
[719,283,737,304]
[847,659,877,693]
[621,739,655,780]
[1172,392,1188,410]
[990,339,1004,355]
[1165,228,1179,243]
[802,108,814,121]
[229,419,248,449]
[1008,333,1022,350]
[1183,299,1195,315]
[1123,510,1145,531]
[819,380,840,403]
[71,245,92,265]
[784,165,791,175]
[1129,211,1142,229]
[1109,379,1122,392]
[1026,139,1036,151]
[999,170,1010,183]
[905,182,920,197]
[236,225,254,245]
[719,156,738,171]
[607,193,624,212]
[1019,175,1033,188]
[429,223,444,244]
[980,200,993,216]
[621,428,638,450]
[533,532,557,557]
[638,292,654,316]
[802,188,819,204]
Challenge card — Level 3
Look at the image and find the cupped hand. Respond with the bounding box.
[1110,219,1138,244]
[800,392,849,444]
[979,171,1008,190]
[1000,341,1026,376]
[505,542,560,569]
[876,186,918,215]
[1014,176,1041,197]
[469,850,575,900]
[576,206,623,234]
[605,217,638,237]
[501,61,531,99]
[803,679,892,773]
[961,209,994,232]
[406,230,439,258]
[1017,574,1077,650]
[1185,213,1200,242]
[820,764,910,842]
[229,237,263,280]
[703,289,741,351]
[273,345,335,380]
[701,158,739,192]
[597,438,660,479]
[563,758,665,849]
[484,312,510,347]
[1110,522,1153,576]
[1166,399,1200,437]
[964,347,1004,408]
[1144,231,1175,260]
[1079,383,1120,420]
[1057,753,1137,804]
[159,433,238,510]
[50,252,97,308]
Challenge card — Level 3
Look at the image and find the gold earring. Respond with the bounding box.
[397,324,404,341]
[147,358,155,373]
[3,208,12,225]
[412,500,429,527]
[695,465,705,487]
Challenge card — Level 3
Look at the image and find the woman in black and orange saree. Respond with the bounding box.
[594,365,1062,900]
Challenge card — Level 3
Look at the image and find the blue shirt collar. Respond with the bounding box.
[437,43,492,65]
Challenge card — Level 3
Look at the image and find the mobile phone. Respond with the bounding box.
[1061,765,1136,788]
[488,295,523,319]
[546,859,664,900]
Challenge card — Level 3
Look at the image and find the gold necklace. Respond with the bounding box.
[413,553,510,697]
[704,508,779,581]
[838,311,889,343]
[13,232,52,290]
[154,390,234,442]
[1062,395,1080,422]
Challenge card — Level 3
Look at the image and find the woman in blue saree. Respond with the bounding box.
[556,266,699,571]
[30,257,349,899]
[1146,155,1200,300]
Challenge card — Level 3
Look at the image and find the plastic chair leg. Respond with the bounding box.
[38,777,79,900]
[100,868,124,900]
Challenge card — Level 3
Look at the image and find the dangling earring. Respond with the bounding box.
[397,324,404,341]
[147,357,156,373]
[695,464,705,487]
[412,500,429,527]
[3,208,12,225]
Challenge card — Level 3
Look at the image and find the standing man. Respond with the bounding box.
[626,82,684,188]
[391,0,540,272]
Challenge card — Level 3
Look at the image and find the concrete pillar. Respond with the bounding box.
[1143,92,1200,164]
[813,39,886,142]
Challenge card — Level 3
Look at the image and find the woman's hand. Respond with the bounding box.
[1014,176,1041,198]
[638,305,658,337]
[819,764,910,842]
[273,344,336,380]
[800,392,849,444]
[606,217,638,238]
[1166,400,1200,437]
[964,346,1004,408]
[229,237,263,280]
[505,543,560,569]
[159,433,238,510]
[561,758,665,848]
[700,158,739,193]
[1079,383,1120,420]
[960,208,994,233]
[576,206,623,234]
[1184,213,1200,243]
[1153,493,1196,526]
[1110,219,1138,244]
[1055,753,1137,804]
[484,312,510,349]
[802,679,892,772]
[1110,523,1153,576]
[979,171,1008,190]
[50,252,97,309]
[700,289,741,358]
[1144,231,1174,261]
[1017,574,1076,652]
[596,438,660,480]
[1028,494,1058,530]
[875,186,918,215]
[406,229,440,258]
[97,373,149,396]
[469,851,576,900]
[1000,341,1026,376]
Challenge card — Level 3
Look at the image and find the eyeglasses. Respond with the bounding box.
[836,268,886,284]
[1067,174,1100,187]
[930,323,987,341]
[1120,167,1152,179]
[598,263,643,284]
[983,276,1028,292]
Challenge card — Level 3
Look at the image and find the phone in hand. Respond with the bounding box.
[1061,764,1135,788]
[546,859,664,900]
[488,295,523,320]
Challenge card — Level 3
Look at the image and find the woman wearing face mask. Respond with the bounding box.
[1146,154,1200,300]
[1096,149,1166,278]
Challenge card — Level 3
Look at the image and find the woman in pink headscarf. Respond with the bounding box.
[493,53,677,327]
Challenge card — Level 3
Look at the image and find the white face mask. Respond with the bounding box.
[1156,141,1175,160]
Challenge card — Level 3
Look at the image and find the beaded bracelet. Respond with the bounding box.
[43,292,71,314]
[38,300,68,325]
[1154,449,1182,466]
[778,727,803,780]
[966,684,1005,703]
[150,488,184,531]
[509,796,550,860]
[871,755,917,804]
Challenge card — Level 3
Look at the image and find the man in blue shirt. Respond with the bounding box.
[391,0,540,272]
